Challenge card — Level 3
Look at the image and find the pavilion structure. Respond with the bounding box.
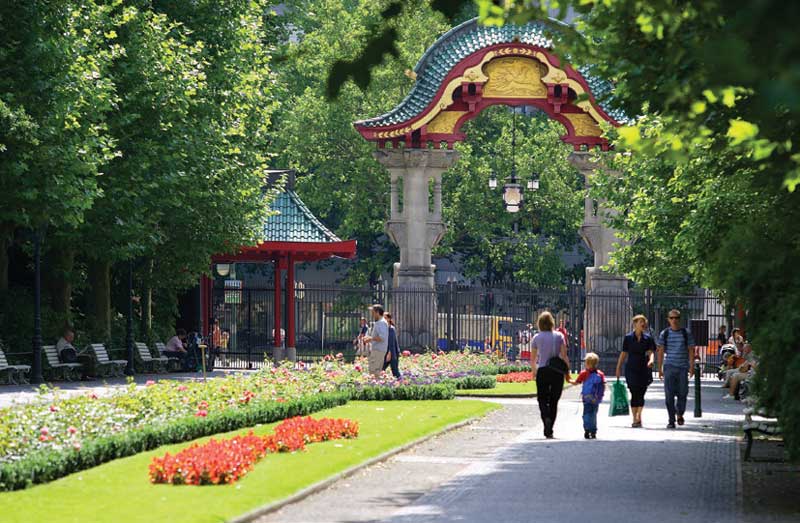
[200,171,356,361]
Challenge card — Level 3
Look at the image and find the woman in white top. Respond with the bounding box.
[530,311,570,439]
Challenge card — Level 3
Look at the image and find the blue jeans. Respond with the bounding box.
[583,401,598,432]
[663,365,689,423]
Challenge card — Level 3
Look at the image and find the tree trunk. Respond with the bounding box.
[46,247,75,324]
[87,258,112,339]
[0,223,14,292]
[140,259,153,336]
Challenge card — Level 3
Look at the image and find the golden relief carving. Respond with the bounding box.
[426,111,466,134]
[482,57,547,99]
[376,126,412,139]
[564,113,603,137]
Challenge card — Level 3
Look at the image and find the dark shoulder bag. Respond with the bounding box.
[546,332,569,375]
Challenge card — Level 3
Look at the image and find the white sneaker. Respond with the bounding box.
[722,393,732,400]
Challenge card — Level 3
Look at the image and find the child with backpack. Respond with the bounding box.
[570,352,606,439]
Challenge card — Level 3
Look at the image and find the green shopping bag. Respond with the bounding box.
[609,380,630,416]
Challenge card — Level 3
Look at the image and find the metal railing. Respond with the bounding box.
[210,282,734,375]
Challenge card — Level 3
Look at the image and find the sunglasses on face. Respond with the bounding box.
[668,316,680,320]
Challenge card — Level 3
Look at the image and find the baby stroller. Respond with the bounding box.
[717,344,737,380]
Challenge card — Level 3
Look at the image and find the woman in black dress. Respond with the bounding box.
[615,315,656,428]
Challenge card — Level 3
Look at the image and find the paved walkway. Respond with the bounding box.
[0,370,248,408]
[257,380,744,523]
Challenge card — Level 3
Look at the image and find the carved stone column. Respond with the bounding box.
[374,148,459,347]
[569,151,631,355]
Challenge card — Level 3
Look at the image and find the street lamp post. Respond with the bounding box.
[124,259,135,376]
[489,109,539,218]
[30,227,45,384]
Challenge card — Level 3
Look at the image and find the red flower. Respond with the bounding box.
[149,417,359,485]
[497,372,534,383]
[49,405,58,412]
[197,400,209,409]
[67,426,77,434]
[177,385,188,392]
[195,409,208,417]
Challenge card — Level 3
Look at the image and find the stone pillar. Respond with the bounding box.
[374,148,459,347]
[569,151,631,355]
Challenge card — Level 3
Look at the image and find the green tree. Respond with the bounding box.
[0,1,118,291]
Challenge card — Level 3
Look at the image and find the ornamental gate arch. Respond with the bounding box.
[354,18,630,352]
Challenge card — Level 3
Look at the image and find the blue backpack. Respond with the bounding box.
[581,371,605,405]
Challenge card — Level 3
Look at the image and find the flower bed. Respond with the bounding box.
[0,351,505,491]
[149,417,358,486]
[496,371,534,383]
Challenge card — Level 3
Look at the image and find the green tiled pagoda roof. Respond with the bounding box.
[263,190,342,243]
[357,18,625,128]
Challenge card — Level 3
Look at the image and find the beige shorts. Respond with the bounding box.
[368,350,387,376]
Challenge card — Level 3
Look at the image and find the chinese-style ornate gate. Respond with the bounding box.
[355,18,631,352]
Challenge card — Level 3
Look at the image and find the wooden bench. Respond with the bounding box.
[135,342,169,373]
[155,342,183,372]
[43,345,83,381]
[0,347,30,384]
[85,344,127,377]
[743,405,782,461]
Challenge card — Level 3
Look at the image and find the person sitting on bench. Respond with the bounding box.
[163,329,189,369]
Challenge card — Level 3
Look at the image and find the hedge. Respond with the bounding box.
[345,383,456,401]
[451,375,496,390]
[472,364,532,376]
[0,392,349,492]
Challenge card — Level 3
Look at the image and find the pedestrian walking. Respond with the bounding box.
[571,352,606,439]
[383,312,401,378]
[530,311,570,439]
[615,314,656,428]
[361,304,388,377]
[657,309,696,429]
[354,317,369,357]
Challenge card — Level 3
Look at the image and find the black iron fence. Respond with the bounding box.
[211,281,733,376]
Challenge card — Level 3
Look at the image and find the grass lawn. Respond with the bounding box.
[457,381,538,396]
[456,374,578,397]
[0,400,497,523]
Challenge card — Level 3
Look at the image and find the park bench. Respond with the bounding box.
[743,404,782,461]
[155,342,183,372]
[135,342,169,373]
[43,345,84,381]
[85,344,127,377]
[0,347,30,384]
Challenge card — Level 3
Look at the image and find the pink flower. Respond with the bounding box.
[145,380,156,386]
[198,401,209,409]
[335,353,343,359]
[40,427,49,436]
[298,361,305,369]
[177,385,188,392]
[354,364,362,372]
[402,350,411,357]
[72,441,82,451]
[195,409,208,417]
[39,435,49,442]
[89,393,98,399]
[49,405,58,412]
[67,426,77,435]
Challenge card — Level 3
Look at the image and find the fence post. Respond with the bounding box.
[693,358,702,417]
[246,289,252,369]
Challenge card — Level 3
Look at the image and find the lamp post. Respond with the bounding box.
[489,109,540,220]
[124,259,135,376]
[30,227,45,384]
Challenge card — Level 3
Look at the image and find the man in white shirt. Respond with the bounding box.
[362,304,388,377]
